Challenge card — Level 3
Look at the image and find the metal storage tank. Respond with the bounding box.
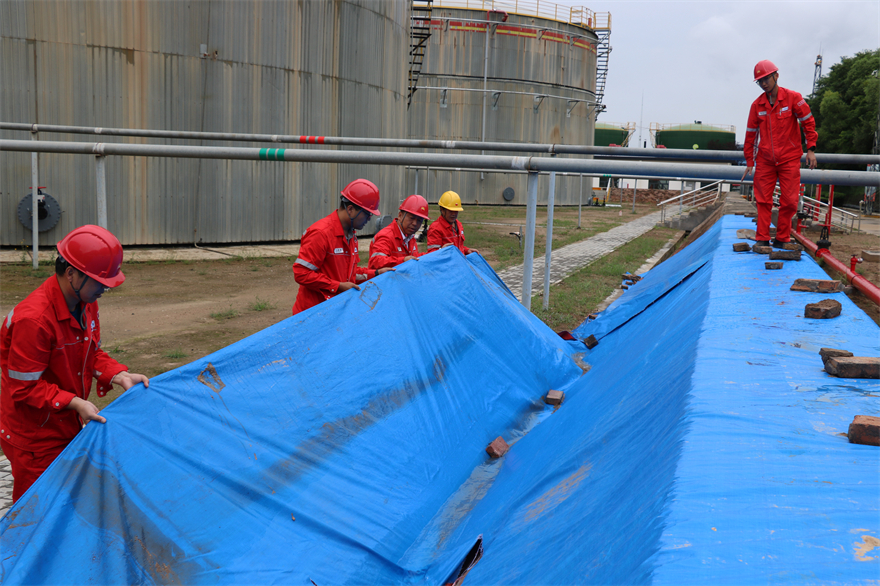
[406,1,608,207]
[651,122,737,150]
[0,0,408,246]
[595,122,634,147]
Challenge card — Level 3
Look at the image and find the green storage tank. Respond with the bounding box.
[595,122,634,147]
[654,122,736,150]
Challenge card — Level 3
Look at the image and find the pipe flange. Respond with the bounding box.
[18,191,62,232]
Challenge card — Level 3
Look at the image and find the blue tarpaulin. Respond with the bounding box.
[2,215,878,584]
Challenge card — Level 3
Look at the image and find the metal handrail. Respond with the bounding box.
[657,180,723,224]
[656,180,724,206]
[801,195,861,234]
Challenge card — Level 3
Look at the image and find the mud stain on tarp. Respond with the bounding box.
[522,464,592,522]
[3,493,39,530]
[359,282,382,310]
[197,363,225,393]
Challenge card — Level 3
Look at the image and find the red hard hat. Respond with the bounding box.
[754,60,778,81]
[340,179,381,216]
[399,194,430,220]
[56,225,125,287]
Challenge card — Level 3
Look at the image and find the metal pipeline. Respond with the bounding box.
[791,232,880,305]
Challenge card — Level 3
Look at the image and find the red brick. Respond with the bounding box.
[770,250,802,261]
[790,279,844,293]
[584,334,599,349]
[752,244,772,254]
[819,348,853,366]
[733,242,751,252]
[765,262,783,270]
[544,390,565,406]
[848,415,880,446]
[825,356,880,379]
[780,242,804,251]
[486,436,509,458]
[804,299,842,319]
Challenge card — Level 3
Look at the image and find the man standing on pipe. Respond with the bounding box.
[292,179,395,315]
[0,225,150,503]
[368,195,430,270]
[742,60,818,248]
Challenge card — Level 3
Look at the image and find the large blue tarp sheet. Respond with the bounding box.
[2,216,878,584]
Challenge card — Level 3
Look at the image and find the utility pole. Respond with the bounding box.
[812,52,823,96]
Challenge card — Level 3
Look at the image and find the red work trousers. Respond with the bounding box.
[754,158,801,242]
[0,436,65,503]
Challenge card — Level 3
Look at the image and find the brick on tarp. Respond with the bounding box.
[752,245,772,254]
[544,390,565,406]
[825,356,880,379]
[584,334,599,349]
[770,250,802,261]
[779,242,804,251]
[790,279,845,293]
[486,436,510,458]
[805,298,842,319]
[733,242,751,252]
[848,415,880,446]
[736,229,756,239]
[765,262,783,270]
[819,348,853,366]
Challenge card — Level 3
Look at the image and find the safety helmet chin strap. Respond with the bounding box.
[69,268,91,303]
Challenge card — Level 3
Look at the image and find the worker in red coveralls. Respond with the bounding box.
[0,225,150,503]
[426,191,480,256]
[292,179,395,314]
[368,195,431,270]
[742,60,818,248]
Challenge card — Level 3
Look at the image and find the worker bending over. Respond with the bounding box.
[293,179,394,314]
[0,225,150,503]
[368,195,430,270]
[741,60,818,247]
[427,191,480,256]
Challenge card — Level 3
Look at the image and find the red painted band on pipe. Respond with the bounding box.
[317,136,325,144]
[792,232,880,305]
[299,136,307,143]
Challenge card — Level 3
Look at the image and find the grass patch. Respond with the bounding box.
[210,309,239,320]
[532,226,679,332]
[163,348,187,360]
[249,297,275,312]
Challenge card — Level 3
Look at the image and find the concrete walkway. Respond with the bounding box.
[498,209,666,301]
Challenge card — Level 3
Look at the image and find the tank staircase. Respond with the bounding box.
[592,16,612,119]
[408,0,433,107]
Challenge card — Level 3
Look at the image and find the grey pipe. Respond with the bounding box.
[3,140,879,187]
[3,123,877,165]
[542,171,556,310]
[522,173,539,310]
[29,132,39,269]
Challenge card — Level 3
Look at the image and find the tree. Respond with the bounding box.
[807,49,879,205]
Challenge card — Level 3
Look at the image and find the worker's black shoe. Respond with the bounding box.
[754,240,771,247]
[771,238,789,248]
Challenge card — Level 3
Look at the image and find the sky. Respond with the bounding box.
[555,0,880,146]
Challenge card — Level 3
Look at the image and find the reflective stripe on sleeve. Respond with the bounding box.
[370,252,387,259]
[797,113,812,122]
[4,307,13,327]
[8,369,44,381]
[746,128,758,132]
[295,258,318,271]
[355,273,368,282]
[427,244,441,250]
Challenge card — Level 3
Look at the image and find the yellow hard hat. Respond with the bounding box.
[438,191,464,211]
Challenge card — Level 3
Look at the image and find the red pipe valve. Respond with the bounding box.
[851,255,863,272]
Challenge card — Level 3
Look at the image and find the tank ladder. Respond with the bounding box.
[593,24,611,119]
[408,0,433,108]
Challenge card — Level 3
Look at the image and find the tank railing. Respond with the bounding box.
[432,0,610,30]
[801,195,861,234]
[427,15,599,44]
[6,138,879,312]
[650,122,737,134]
[422,86,597,112]
[657,180,724,224]
[7,123,879,166]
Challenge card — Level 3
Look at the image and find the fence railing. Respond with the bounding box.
[432,0,610,29]
[657,180,724,223]
[801,195,862,234]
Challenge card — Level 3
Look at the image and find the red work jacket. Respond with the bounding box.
[292,211,376,314]
[427,217,471,254]
[0,276,126,452]
[368,221,423,270]
[744,86,818,167]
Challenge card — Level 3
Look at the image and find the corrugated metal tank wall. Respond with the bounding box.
[0,0,407,246]
[407,9,598,207]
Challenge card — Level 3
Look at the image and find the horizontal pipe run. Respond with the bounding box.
[2,139,879,187]
[4,123,879,165]
[792,232,880,305]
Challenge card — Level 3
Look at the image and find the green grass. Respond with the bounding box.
[531,226,680,332]
[249,297,275,312]
[162,348,187,360]
[210,309,239,320]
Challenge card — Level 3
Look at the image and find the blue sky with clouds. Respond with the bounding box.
[556,0,879,146]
